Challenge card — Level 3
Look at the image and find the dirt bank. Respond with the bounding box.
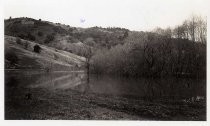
[5,86,206,120]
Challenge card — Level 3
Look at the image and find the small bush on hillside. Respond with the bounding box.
[44,67,50,73]
[44,34,54,43]
[27,33,35,41]
[18,34,26,39]
[53,26,67,34]
[68,50,73,53]
[16,37,21,44]
[37,31,43,36]
[54,54,58,60]
[5,51,19,65]
[24,41,29,49]
[33,44,41,53]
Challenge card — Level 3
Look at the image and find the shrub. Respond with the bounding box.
[33,44,41,53]
[18,34,26,39]
[44,67,50,73]
[27,33,35,41]
[54,54,58,60]
[16,37,21,44]
[37,31,43,36]
[44,34,54,43]
[24,41,29,49]
[5,51,19,65]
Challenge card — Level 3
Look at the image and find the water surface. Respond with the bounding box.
[5,70,206,100]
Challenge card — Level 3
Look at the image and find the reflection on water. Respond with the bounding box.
[5,71,206,100]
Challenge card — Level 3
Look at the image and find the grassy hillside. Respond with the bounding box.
[5,35,86,71]
[5,17,129,57]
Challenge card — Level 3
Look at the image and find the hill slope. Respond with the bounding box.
[5,35,86,71]
[5,17,129,57]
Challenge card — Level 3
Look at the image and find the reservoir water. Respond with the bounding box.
[5,70,206,100]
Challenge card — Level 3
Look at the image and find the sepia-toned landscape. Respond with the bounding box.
[4,0,207,121]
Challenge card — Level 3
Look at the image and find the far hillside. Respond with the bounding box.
[5,17,129,57]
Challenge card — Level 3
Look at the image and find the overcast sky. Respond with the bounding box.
[3,0,208,31]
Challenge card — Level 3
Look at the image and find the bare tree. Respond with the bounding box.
[164,27,172,38]
[188,15,197,42]
[172,14,207,44]
[196,16,207,44]
[153,27,172,38]
[173,25,186,39]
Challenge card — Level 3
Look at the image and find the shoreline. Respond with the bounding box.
[5,87,206,120]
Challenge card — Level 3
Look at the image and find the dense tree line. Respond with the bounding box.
[90,32,206,78]
[89,14,206,78]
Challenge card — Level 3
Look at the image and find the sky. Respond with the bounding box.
[3,0,209,31]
